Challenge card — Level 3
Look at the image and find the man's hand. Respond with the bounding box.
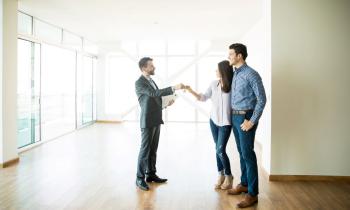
[174,83,185,90]
[167,99,175,107]
[240,120,254,131]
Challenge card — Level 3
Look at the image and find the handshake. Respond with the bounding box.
[173,83,192,91]
[165,83,194,108]
[173,83,201,101]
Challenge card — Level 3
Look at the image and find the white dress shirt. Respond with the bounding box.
[143,75,158,90]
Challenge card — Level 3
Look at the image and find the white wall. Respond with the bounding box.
[1,0,18,164]
[271,0,350,176]
[240,0,271,173]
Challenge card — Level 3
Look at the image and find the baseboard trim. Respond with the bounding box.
[96,120,123,124]
[269,175,350,182]
[0,157,20,168]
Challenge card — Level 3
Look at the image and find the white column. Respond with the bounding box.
[1,0,18,166]
[0,0,3,164]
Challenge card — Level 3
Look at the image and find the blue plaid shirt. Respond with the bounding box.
[231,63,266,124]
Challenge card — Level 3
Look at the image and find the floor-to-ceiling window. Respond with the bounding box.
[106,55,139,119]
[166,46,196,122]
[77,55,94,127]
[17,11,98,148]
[17,39,41,148]
[41,44,76,140]
[105,40,226,122]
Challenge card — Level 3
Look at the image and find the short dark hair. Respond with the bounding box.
[229,43,248,60]
[138,57,153,70]
[218,60,233,93]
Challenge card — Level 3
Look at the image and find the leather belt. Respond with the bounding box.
[232,109,251,115]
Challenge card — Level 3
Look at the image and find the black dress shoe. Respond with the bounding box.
[136,178,149,191]
[146,174,168,183]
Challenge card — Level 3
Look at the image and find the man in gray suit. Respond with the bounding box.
[135,57,184,191]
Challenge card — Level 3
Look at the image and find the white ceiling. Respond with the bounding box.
[18,0,264,46]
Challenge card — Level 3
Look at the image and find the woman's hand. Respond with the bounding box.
[184,85,201,100]
[174,83,185,90]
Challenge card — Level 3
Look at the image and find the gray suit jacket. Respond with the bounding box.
[135,75,174,128]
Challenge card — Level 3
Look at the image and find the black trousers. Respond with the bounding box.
[136,125,161,179]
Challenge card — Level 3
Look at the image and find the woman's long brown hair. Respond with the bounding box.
[218,60,233,93]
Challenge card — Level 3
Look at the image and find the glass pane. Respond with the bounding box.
[41,44,76,140]
[34,19,62,44]
[167,65,196,122]
[139,40,165,56]
[63,31,82,51]
[167,57,195,80]
[18,12,33,35]
[152,56,166,83]
[168,40,196,55]
[17,40,33,147]
[105,56,138,115]
[82,56,93,124]
[198,40,212,54]
[121,40,137,56]
[77,55,94,126]
[208,51,226,56]
[17,39,40,148]
[33,43,41,142]
[77,55,83,126]
[123,109,138,121]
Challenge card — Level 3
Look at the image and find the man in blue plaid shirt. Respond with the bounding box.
[227,43,266,208]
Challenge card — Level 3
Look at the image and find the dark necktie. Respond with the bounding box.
[149,78,158,90]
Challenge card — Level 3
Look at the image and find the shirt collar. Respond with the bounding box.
[143,74,152,81]
[235,63,247,73]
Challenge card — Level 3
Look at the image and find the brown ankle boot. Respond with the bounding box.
[237,194,258,208]
[214,175,225,189]
[227,184,248,195]
[220,175,233,190]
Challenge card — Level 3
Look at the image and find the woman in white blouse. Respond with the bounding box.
[185,60,234,190]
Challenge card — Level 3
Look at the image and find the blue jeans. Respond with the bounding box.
[209,119,232,176]
[232,111,259,196]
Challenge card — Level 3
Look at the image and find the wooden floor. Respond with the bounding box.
[0,122,349,210]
